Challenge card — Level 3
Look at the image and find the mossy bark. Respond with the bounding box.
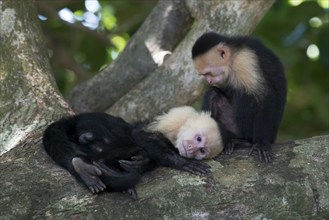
[0,0,71,155]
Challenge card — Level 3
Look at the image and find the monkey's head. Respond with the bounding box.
[175,112,223,160]
[192,32,232,86]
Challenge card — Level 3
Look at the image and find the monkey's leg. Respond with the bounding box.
[248,144,273,163]
[72,157,106,193]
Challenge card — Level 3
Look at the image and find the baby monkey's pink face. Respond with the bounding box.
[176,130,210,160]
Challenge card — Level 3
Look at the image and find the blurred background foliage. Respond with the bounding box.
[36,0,328,141]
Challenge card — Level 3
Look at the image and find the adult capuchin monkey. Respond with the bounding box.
[191,32,287,163]
[43,106,222,198]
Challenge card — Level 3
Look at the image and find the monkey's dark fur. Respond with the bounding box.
[192,32,287,162]
[43,112,209,196]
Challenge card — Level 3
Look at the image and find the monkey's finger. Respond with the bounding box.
[131,155,144,161]
[119,160,142,171]
[119,163,136,171]
[184,164,210,174]
[94,166,102,176]
[119,160,143,167]
[127,187,138,200]
[189,160,211,169]
[89,186,96,194]
[97,180,106,189]
[263,150,273,163]
[184,166,209,175]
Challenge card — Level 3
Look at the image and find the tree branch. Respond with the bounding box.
[1,135,328,219]
[67,0,193,112]
[107,0,275,122]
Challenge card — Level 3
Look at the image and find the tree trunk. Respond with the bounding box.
[1,135,328,219]
[0,0,72,155]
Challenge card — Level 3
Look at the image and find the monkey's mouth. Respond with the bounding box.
[180,142,192,158]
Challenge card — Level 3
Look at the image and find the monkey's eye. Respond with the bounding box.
[196,136,202,142]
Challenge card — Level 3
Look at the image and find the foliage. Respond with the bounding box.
[36,0,328,140]
[253,0,329,140]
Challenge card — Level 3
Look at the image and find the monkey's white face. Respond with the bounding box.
[176,129,210,160]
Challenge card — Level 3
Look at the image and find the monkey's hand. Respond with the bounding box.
[248,144,273,163]
[223,142,235,155]
[180,159,211,175]
[72,157,106,194]
[119,154,152,173]
[164,154,211,175]
[93,161,128,177]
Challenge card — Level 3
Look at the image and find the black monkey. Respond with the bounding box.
[192,32,287,163]
[43,112,210,196]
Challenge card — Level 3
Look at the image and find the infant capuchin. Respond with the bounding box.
[43,106,223,198]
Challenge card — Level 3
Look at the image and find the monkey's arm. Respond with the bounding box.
[132,129,210,175]
[202,87,241,154]
[249,98,282,163]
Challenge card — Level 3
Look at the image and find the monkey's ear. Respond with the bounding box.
[215,45,230,63]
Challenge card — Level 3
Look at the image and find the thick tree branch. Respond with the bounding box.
[107,0,275,122]
[1,135,328,219]
[67,0,193,112]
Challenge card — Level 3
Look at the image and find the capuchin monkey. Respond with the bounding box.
[147,106,223,160]
[191,32,287,163]
[43,110,215,198]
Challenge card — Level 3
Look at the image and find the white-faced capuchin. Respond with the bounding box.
[42,107,222,198]
[191,32,287,163]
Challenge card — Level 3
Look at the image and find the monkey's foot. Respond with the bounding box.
[72,157,106,193]
[223,142,235,155]
[223,139,252,155]
[248,144,273,163]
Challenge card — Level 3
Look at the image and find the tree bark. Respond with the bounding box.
[0,0,72,155]
[1,135,328,219]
